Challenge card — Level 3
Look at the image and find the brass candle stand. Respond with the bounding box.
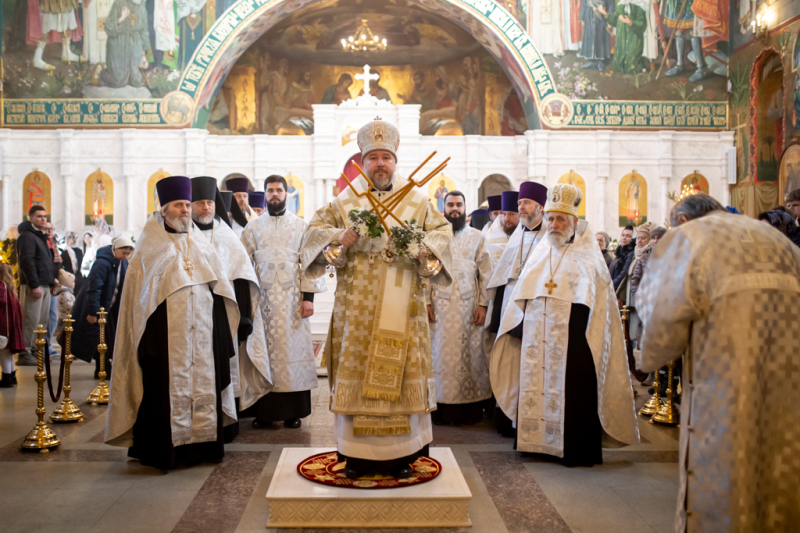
[50,316,84,422]
[19,325,61,452]
[651,360,680,426]
[87,308,110,405]
[638,374,663,417]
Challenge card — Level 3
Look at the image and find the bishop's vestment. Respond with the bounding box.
[301,175,452,464]
[638,211,800,533]
[429,226,493,423]
[484,215,509,267]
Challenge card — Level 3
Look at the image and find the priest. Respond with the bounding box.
[491,183,639,466]
[219,191,234,225]
[301,118,452,478]
[226,177,257,236]
[241,174,325,429]
[105,176,241,470]
[484,194,510,266]
[190,177,273,441]
[249,192,266,217]
[427,190,493,425]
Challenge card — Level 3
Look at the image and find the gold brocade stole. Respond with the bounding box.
[334,177,429,411]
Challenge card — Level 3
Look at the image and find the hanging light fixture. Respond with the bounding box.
[341,19,387,52]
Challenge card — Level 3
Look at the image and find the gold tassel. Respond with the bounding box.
[352,426,412,436]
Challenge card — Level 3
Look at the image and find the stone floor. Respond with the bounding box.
[0,361,680,533]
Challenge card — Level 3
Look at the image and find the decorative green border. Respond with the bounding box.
[570,100,728,129]
[3,99,167,127]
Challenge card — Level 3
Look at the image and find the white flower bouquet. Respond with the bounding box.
[348,209,385,239]
[383,220,426,262]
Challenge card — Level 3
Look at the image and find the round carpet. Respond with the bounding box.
[297,451,442,489]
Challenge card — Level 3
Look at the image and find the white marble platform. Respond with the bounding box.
[266,447,472,528]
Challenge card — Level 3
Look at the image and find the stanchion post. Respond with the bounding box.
[20,325,61,452]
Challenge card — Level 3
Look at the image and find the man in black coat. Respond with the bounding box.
[16,206,56,365]
[72,236,133,378]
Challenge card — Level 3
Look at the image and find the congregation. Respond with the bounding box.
[1,118,800,532]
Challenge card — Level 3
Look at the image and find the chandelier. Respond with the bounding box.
[342,19,387,52]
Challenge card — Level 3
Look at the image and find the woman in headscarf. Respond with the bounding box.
[758,209,800,247]
[596,231,614,266]
[60,232,85,294]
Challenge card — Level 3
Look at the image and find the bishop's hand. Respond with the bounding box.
[339,229,360,247]
[416,244,428,261]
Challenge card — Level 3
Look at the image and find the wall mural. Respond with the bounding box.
[84,169,114,225]
[681,171,709,194]
[147,169,171,214]
[557,170,586,219]
[428,174,458,213]
[285,173,305,218]
[618,171,647,226]
[21,170,52,220]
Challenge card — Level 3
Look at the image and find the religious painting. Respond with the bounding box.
[147,169,171,214]
[754,52,783,183]
[21,170,52,221]
[478,174,513,206]
[618,172,647,227]
[284,174,305,218]
[779,143,800,203]
[85,170,114,225]
[557,171,586,219]
[681,172,710,195]
[428,174,458,213]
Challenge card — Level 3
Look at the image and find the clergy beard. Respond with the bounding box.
[369,168,395,191]
[445,211,467,232]
[547,218,576,249]
[267,199,286,215]
[192,213,214,225]
[502,220,517,236]
[165,213,192,233]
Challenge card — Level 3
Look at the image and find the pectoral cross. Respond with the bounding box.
[183,259,194,279]
[355,65,380,95]
[545,278,557,295]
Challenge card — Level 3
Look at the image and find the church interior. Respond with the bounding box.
[1,0,799,530]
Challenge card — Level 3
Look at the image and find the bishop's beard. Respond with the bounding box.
[267,199,286,216]
[445,211,467,232]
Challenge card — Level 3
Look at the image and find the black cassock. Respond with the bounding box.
[491,302,603,467]
[128,288,236,470]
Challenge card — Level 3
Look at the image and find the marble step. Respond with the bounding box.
[266,447,472,528]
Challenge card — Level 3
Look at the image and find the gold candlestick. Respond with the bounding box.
[651,360,680,425]
[639,373,663,417]
[50,316,84,422]
[20,325,61,452]
[87,308,110,405]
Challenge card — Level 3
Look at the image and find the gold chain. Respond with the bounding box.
[548,243,571,280]
[167,230,194,279]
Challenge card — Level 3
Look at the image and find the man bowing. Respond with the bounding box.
[491,183,639,466]
[106,176,241,470]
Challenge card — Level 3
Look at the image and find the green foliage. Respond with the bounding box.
[348,209,385,239]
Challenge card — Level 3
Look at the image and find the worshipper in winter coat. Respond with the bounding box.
[613,222,652,304]
[629,226,667,307]
[71,237,133,379]
[0,263,25,387]
[608,225,635,286]
[596,231,614,266]
[638,193,800,532]
[757,209,800,247]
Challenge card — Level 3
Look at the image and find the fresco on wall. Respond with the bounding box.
[22,170,52,220]
[428,174,458,213]
[557,171,586,219]
[284,174,305,218]
[681,172,709,194]
[147,169,171,214]
[85,170,114,225]
[779,143,800,203]
[618,171,647,226]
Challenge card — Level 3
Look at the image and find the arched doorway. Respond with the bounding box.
[478,174,513,206]
[175,0,557,131]
[751,50,783,186]
[221,173,255,191]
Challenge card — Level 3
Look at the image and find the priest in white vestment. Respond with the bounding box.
[190,177,273,442]
[637,194,800,532]
[105,176,241,470]
[301,118,453,478]
[492,183,639,466]
[427,191,493,425]
[241,175,325,429]
[484,195,510,265]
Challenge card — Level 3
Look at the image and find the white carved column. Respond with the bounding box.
[596,131,611,232]
[719,131,734,206]
[184,129,207,177]
[526,129,548,185]
[58,130,75,231]
[658,131,674,227]
[0,131,10,231]
[253,136,270,190]
[121,129,138,234]
[465,136,480,211]
[397,105,422,181]
[311,105,336,209]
